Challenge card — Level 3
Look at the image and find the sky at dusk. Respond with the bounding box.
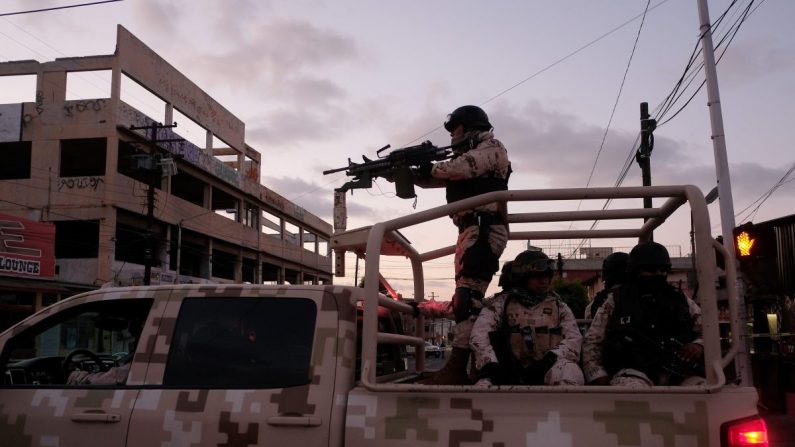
[1,0,793,300]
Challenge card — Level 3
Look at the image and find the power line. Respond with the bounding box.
[567,0,763,257]
[578,0,652,211]
[735,160,795,222]
[0,0,123,17]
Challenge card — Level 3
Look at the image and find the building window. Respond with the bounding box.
[163,297,316,388]
[54,220,100,258]
[170,171,205,206]
[243,203,258,228]
[242,257,257,283]
[0,141,32,180]
[211,248,236,280]
[60,138,106,177]
[115,223,159,266]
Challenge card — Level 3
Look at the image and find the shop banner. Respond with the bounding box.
[0,213,56,278]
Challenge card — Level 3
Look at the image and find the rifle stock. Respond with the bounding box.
[323,141,453,198]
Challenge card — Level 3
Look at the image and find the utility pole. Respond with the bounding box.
[129,122,180,285]
[695,0,750,386]
[635,102,657,239]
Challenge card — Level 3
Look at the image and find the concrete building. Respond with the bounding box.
[0,26,332,330]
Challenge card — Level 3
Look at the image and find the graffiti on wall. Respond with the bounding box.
[117,102,243,189]
[22,90,45,127]
[63,99,107,117]
[58,176,105,191]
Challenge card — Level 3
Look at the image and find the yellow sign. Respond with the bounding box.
[736,231,755,257]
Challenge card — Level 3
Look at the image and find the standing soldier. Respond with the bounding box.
[470,250,585,386]
[413,105,511,385]
[582,241,705,387]
[584,252,629,319]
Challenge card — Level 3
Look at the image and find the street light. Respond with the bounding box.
[175,208,238,284]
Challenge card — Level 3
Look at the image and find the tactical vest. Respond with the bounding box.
[602,284,696,379]
[445,170,510,204]
[489,293,564,384]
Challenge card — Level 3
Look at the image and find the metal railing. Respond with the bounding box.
[348,186,738,392]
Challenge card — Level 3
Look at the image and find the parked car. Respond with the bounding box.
[405,341,441,357]
[424,342,442,358]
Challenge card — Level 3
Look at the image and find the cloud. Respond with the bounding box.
[719,37,795,82]
[132,0,181,35]
[262,175,403,223]
[173,17,359,88]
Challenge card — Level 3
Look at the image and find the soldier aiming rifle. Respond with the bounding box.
[323,140,454,199]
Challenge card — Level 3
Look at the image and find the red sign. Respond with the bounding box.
[0,213,56,278]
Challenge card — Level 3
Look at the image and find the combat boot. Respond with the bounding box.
[418,347,471,385]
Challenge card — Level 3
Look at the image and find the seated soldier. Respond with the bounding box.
[471,250,584,386]
[584,252,629,319]
[582,241,705,387]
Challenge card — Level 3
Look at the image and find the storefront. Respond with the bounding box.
[0,213,62,332]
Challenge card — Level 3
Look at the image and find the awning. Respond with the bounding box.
[0,277,74,293]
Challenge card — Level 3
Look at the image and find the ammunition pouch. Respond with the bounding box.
[451,287,484,323]
[393,166,416,199]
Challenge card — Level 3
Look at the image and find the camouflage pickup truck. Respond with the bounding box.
[0,186,765,446]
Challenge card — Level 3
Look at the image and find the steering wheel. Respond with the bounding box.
[61,349,109,378]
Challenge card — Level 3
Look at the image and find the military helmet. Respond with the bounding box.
[511,249,554,281]
[627,241,671,273]
[498,261,514,289]
[444,105,492,132]
[601,251,629,287]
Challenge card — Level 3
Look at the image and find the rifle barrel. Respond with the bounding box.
[322,166,350,175]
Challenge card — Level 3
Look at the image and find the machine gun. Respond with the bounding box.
[323,141,453,199]
[609,327,706,381]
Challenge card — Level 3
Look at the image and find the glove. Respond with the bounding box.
[474,378,493,387]
[478,362,502,385]
[415,161,434,178]
[527,351,558,381]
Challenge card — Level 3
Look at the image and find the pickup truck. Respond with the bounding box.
[0,186,765,446]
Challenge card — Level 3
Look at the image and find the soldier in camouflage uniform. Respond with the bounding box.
[470,250,584,386]
[582,241,705,387]
[584,252,629,319]
[414,105,511,385]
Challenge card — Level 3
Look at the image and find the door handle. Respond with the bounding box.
[266,416,321,427]
[71,410,121,423]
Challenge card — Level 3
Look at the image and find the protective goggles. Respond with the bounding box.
[444,114,459,132]
[513,259,555,274]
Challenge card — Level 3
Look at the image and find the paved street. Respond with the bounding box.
[407,348,450,372]
[762,409,795,447]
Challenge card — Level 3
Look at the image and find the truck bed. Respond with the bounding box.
[345,383,759,446]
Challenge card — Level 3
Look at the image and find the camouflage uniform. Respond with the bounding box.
[471,291,585,385]
[584,251,629,319]
[418,130,511,349]
[582,289,704,387]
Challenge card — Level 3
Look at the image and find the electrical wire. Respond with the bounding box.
[567,0,764,257]
[575,0,652,219]
[735,161,795,222]
[0,0,122,17]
